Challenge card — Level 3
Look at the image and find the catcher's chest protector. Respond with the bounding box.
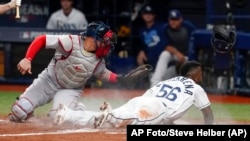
[55,36,101,88]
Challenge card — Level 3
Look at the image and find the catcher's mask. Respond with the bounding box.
[80,21,117,58]
[211,25,236,54]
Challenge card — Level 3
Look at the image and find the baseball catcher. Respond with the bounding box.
[8,21,152,122]
[211,25,236,54]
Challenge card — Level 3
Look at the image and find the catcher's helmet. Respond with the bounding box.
[211,25,236,53]
[80,21,117,46]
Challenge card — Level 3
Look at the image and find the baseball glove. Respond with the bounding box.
[117,64,153,85]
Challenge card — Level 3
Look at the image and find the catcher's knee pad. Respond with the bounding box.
[9,97,34,122]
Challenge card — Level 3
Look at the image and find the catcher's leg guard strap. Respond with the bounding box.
[9,97,34,122]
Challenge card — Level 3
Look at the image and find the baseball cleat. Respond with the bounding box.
[99,101,112,111]
[54,104,67,125]
[94,102,112,128]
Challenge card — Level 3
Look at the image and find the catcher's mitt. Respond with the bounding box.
[117,64,153,85]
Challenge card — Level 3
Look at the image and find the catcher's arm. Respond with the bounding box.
[17,35,46,75]
[117,64,153,84]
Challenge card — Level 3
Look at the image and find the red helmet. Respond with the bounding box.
[211,25,236,54]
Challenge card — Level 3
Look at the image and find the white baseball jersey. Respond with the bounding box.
[103,76,210,126]
[46,8,88,30]
[143,76,210,120]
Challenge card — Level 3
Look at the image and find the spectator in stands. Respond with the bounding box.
[46,0,88,30]
[136,5,167,88]
[0,0,20,14]
[150,9,197,87]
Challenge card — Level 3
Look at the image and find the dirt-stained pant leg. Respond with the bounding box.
[106,97,167,128]
[49,89,86,118]
[58,108,102,127]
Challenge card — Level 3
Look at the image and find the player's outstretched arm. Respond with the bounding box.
[201,106,214,124]
[17,35,46,75]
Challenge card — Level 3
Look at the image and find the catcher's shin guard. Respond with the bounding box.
[8,97,34,122]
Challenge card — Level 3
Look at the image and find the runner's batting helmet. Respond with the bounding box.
[211,25,236,53]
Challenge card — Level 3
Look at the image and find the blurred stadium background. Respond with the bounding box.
[0,0,249,96]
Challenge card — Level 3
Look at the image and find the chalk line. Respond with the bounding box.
[0,128,125,137]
